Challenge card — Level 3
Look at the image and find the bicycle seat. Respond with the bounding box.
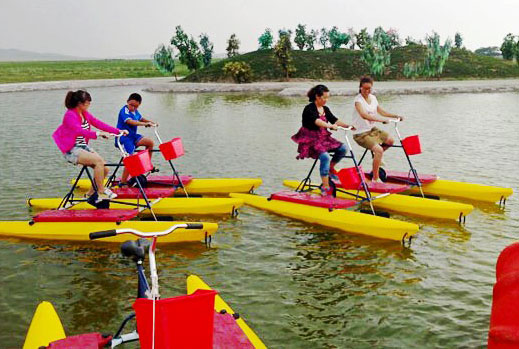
[121,239,150,261]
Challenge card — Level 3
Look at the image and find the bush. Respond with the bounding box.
[222,61,253,83]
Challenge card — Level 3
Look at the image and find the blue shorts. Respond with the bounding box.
[116,133,143,154]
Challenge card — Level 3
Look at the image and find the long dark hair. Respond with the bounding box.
[307,84,329,102]
[358,75,373,93]
[65,90,92,109]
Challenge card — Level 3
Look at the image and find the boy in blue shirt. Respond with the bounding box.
[116,93,158,186]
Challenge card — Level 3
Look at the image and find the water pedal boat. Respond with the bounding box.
[230,193,418,242]
[283,180,473,221]
[365,170,513,203]
[27,197,244,216]
[73,177,264,195]
[0,219,217,243]
[23,275,265,349]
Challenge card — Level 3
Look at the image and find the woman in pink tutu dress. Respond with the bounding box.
[292,85,354,196]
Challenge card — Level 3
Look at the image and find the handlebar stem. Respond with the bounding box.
[153,126,163,144]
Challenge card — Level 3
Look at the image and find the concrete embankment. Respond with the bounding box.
[2,78,519,96]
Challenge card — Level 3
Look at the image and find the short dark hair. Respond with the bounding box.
[359,75,374,93]
[65,90,91,109]
[307,84,329,102]
[128,93,142,103]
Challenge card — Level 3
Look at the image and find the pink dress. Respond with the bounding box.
[291,112,342,159]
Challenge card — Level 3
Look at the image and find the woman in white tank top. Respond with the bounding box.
[351,76,403,182]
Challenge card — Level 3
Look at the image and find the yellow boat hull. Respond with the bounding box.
[187,275,267,349]
[27,197,243,216]
[283,180,473,221]
[23,302,66,349]
[408,179,513,203]
[0,221,217,243]
[73,178,263,195]
[230,193,418,241]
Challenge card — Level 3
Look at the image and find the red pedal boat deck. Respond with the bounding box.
[33,209,139,222]
[364,170,438,185]
[270,191,357,210]
[111,187,176,199]
[337,180,410,194]
[213,311,254,348]
[140,175,193,186]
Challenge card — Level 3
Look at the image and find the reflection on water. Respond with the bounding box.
[1,87,518,348]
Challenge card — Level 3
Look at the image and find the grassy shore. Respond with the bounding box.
[0,59,189,84]
[184,46,519,82]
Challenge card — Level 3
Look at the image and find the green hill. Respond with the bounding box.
[184,46,519,82]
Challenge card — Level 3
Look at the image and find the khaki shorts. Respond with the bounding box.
[353,127,389,150]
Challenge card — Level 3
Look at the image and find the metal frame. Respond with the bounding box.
[295,126,395,215]
[57,135,158,221]
[105,127,189,197]
[357,119,425,198]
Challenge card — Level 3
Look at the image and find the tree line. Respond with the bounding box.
[152,25,517,82]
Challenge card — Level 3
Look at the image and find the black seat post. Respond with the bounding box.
[296,157,319,192]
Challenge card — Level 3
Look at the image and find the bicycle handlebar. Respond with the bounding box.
[89,230,117,239]
[89,223,204,240]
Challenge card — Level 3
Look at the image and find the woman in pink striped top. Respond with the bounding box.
[52,90,127,202]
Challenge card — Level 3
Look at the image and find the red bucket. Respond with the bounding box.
[401,135,421,155]
[123,150,153,177]
[133,289,217,349]
[159,138,184,161]
[338,166,365,189]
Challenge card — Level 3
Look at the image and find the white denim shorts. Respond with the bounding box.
[63,144,94,165]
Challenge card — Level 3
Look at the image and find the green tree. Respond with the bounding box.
[355,28,371,50]
[199,33,214,67]
[170,26,202,71]
[501,33,516,60]
[386,28,401,49]
[328,26,350,51]
[306,29,318,50]
[226,34,240,57]
[403,61,420,79]
[361,28,391,77]
[319,28,329,49]
[274,31,295,80]
[294,24,308,50]
[422,32,452,78]
[258,28,274,50]
[373,27,393,51]
[223,61,252,83]
[153,44,175,75]
[454,32,463,49]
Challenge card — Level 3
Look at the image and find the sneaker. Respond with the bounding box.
[320,186,333,197]
[329,168,339,182]
[103,187,118,199]
[95,193,109,204]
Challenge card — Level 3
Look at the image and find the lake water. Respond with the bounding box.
[1,86,518,348]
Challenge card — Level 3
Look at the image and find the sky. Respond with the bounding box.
[1,0,518,58]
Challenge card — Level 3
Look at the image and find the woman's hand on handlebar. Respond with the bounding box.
[97,131,111,139]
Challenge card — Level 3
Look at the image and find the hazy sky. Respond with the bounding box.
[1,0,517,57]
